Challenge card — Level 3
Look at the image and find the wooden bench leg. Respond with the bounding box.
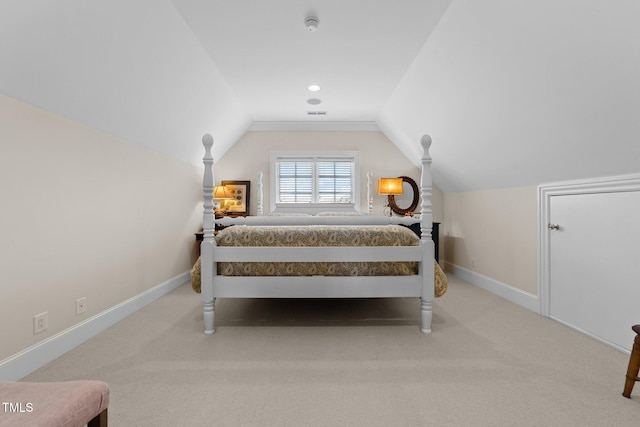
[88,408,108,427]
[623,326,640,398]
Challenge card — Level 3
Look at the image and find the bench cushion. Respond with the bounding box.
[0,380,109,427]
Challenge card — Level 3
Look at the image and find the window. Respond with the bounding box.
[270,151,360,213]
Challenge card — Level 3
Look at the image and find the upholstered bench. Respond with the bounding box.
[0,380,109,427]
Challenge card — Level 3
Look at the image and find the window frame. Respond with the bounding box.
[270,150,360,214]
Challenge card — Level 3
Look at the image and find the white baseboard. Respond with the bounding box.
[0,271,189,381]
[445,262,540,314]
[550,316,631,355]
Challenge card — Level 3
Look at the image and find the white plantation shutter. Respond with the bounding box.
[317,160,353,203]
[272,152,359,207]
[277,160,313,203]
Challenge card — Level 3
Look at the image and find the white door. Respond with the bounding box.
[549,190,640,352]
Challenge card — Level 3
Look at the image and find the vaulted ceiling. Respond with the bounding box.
[173,0,451,122]
[1,0,638,192]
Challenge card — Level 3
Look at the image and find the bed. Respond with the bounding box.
[195,133,445,334]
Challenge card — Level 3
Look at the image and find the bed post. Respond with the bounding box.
[367,172,374,215]
[419,134,434,334]
[201,134,217,334]
[257,171,264,216]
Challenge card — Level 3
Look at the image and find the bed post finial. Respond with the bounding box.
[420,134,432,151]
[202,134,215,239]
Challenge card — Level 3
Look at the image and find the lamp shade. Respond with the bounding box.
[213,185,230,199]
[377,178,404,195]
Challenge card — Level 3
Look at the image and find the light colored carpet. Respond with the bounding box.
[23,274,640,426]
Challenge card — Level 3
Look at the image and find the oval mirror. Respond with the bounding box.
[388,176,419,215]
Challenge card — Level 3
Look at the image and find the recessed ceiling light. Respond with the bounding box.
[307,84,321,92]
[307,98,322,105]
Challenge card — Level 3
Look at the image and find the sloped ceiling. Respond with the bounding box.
[380,0,640,192]
[1,0,639,192]
[172,0,451,122]
[0,0,250,164]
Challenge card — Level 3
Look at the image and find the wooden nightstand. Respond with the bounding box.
[195,231,204,257]
[194,214,246,256]
[403,222,440,262]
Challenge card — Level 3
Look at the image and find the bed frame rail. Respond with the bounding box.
[212,246,423,263]
[216,214,421,227]
[211,276,424,299]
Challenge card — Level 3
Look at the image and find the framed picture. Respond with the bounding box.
[221,180,250,216]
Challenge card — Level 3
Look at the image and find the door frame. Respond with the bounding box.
[537,173,640,317]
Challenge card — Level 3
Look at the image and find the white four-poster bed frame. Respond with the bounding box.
[200,133,435,334]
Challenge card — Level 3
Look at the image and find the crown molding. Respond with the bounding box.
[248,121,380,132]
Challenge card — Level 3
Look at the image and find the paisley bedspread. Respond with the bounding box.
[191,225,447,297]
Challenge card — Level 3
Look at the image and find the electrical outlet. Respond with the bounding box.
[76,297,86,315]
[34,312,48,334]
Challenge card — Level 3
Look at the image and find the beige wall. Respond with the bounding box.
[214,130,444,222]
[0,94,202,362]
[443,186,538,295]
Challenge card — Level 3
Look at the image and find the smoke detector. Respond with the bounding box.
[304,16,319,31]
